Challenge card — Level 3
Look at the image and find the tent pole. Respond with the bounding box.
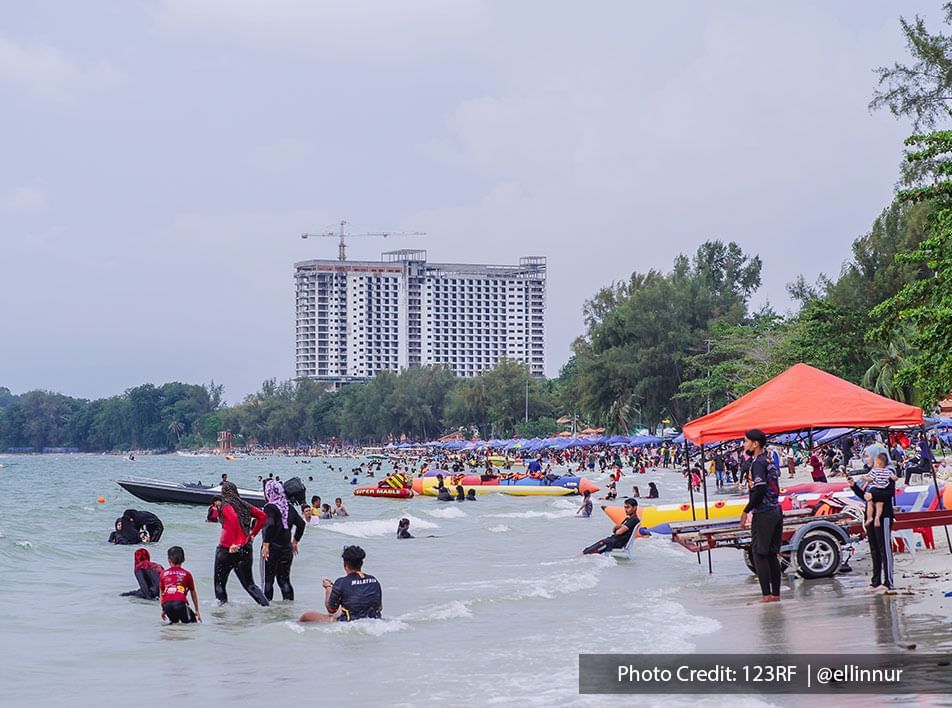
[699,442,712,574]
[685,442,700,565]
[923,424,952,554]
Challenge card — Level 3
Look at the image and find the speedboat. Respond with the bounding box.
[117,476,266,507]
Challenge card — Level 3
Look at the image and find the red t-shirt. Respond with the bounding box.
[160,566,194,604]
[218,503,267,548]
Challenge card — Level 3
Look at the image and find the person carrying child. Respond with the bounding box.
[862,452,899,528]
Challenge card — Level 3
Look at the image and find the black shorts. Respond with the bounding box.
[162,601,196,624]
[750,508,783,556]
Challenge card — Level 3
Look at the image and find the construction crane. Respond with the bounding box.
[301,220,426,261]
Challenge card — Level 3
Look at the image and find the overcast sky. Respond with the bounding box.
[0,1,930,403]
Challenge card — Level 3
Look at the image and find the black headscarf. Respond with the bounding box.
[220,481,253,533]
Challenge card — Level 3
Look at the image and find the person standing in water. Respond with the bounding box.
[739,429,783,603]
[299,546,382,623]
[577,490,593,517]
[396,518,413,539]
[260,480,305,602]
[214,481,269,606]
[160,546,201,624]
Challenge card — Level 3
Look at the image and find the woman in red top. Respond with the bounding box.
[213,481,269,606]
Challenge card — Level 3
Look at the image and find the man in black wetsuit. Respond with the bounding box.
[582,498,639,554]
[298,546,382,622]
[850,474,895,589]
[739,429,782,602]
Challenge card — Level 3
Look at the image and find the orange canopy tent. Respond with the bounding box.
[682,363,924,445]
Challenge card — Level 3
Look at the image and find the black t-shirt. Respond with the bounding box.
[616,514,638,544]
[749,454,780,513]
[328,571,382,621]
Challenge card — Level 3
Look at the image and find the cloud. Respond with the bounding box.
[0,184,48,217]
[151,0,488,54]
[409,3,910,371]
[0,35,120,101]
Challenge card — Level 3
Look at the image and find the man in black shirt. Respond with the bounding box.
[582,498,639,554]
[298,545,382,622]
[739,429,783,602]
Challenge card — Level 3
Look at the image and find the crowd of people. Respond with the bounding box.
[112,426,944,623]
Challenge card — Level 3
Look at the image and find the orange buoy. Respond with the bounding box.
[679,503,690,511]
[97,497,106,504]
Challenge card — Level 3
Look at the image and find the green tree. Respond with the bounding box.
[871,130,952,407]
[870,4,952,131]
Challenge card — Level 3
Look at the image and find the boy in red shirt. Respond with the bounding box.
[160,546,202,624]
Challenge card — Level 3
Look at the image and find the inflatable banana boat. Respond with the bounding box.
[603,482,950,535]
[412,473,598,497]
[354,486,413,499]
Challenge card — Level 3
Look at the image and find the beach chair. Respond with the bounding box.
[611,529,637,561]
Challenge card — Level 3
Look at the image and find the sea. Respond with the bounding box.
[0,454,946,707]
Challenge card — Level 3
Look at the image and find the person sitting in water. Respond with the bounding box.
[109,516,141,545]
[632,485,640,498]
[334,498,349,517]
[160,546,201,624]
[123,509,164,542]
[397,518,413,539]
[120,548,164,600]
[647,482,659,499]
[582,498,639,554]
[206,497,222,523]
[455,484,466,502]
[436,486,453,502]
[465,489,477,501]
[319,504,333,520]
[577,490,593,518]
[298,545,382,623]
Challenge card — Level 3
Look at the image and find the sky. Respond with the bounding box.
[0,1,933,403]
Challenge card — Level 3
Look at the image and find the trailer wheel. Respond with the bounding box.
[743,548,790,574]
[797,532,841,579]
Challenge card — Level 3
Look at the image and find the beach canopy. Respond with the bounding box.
[682,363,924,446]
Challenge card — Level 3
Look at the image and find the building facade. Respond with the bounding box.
[295,250,545,385]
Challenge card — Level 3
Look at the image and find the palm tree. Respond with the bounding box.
[863,334,916,403]
[167,420,185,446]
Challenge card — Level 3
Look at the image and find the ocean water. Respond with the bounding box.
[0,455,941,707]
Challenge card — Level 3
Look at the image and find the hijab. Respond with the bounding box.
[264,479,289,529]
[133,547,162,573]
[220,481,253,534]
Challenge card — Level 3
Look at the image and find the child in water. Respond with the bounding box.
[160,546,201,624]
[397,518,413,539]
[334,498,349,517]
[319,504,333,520]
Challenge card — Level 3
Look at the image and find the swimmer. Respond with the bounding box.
[206,497,222,523]
[333,498,349,517]
[647,482,659,499]
[120,548,163,600]
[455,484,465,502]
[397,518,413,539]
[160,546,201,623]
[436,487,453,502]
[319,504,333,520]
[577,490,593,518]
[465,489,477,501]
[298,546,382,623]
